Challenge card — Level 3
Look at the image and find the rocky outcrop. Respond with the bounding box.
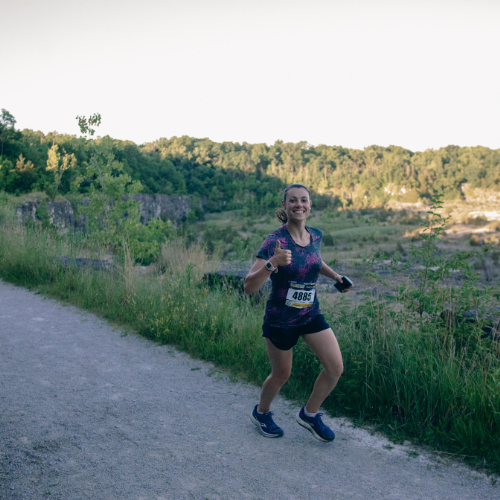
[131,194,192,224]
[461,185,500,203]
[16,194,197,231]
[56,257,113,269]
[17,200,76,231]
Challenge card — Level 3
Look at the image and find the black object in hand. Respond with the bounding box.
[334,276,353,292]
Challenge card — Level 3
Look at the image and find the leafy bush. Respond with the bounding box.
[0,191,16,224]
[470,234,481,246]
[322,233,334,246]
[375,209,389,222]
[493,251,500,265]
[464,216,489,226]
[396,241,406,255]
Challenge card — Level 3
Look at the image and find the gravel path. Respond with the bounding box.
[0,280,497,499]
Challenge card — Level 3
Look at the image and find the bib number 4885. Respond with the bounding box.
[292,291,313,301]
[285,283,316,308]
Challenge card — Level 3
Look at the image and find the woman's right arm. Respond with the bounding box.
[243,257,277,295]
[244,240,291,294]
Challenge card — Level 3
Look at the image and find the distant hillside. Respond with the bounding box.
[1,115,499,212]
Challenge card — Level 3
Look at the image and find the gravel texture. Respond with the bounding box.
[0,279,497,499]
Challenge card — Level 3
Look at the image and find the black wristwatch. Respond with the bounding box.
[265,260,277,273]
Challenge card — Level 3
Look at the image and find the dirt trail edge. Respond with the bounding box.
[0,280,496,500]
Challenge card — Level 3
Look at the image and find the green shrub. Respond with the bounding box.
[468,216,489,226]
[396,241,406,255]
[470,235,481,246]
[376,209,388,222]
[0,192,16,224]
[493,251,499,265]
[322,233,334,246]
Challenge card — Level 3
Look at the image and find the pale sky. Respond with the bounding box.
[1,0,499,151]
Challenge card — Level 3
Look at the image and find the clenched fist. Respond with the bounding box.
[272,240,292,267]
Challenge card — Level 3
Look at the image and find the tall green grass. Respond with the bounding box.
[0,223,499,472]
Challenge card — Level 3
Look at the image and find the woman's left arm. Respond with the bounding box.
[320,260,343,282]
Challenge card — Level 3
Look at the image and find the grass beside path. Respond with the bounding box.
[1,223,500,474]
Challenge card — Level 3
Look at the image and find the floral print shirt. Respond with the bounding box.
[257,225,323,327]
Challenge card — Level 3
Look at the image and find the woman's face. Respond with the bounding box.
[283,187,312,222]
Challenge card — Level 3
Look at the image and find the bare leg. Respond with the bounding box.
[302,328,343,413]
[258,339,293,413]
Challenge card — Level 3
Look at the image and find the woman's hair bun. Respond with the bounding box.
[275,207,288,224]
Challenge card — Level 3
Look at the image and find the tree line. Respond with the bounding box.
[1,109,499,212]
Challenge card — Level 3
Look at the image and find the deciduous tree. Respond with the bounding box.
[0,109,16,156]
[46,145,77,199]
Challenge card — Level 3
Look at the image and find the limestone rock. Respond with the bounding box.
[131,194,192,224]
[17,200,75,232]
[16,194,199,231]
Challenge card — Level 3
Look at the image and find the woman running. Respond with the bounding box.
[244,184,351,442]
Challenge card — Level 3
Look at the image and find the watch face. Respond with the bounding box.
[266,262,273,270]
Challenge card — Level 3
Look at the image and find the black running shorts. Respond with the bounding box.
[262,313,330,351]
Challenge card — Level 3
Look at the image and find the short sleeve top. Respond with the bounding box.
[256,225,323,328]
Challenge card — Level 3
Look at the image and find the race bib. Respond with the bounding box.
[285,282,316,308]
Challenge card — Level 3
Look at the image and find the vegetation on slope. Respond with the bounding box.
[1,109,500,213]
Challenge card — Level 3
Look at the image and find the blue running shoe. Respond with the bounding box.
[296,407,335,442]
[250,405,284,438]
